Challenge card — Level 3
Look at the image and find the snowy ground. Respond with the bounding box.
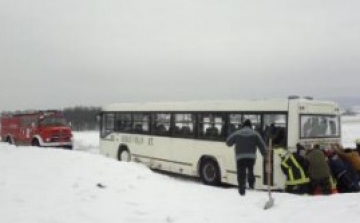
[0,122,360,223]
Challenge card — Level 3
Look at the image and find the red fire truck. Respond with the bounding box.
[0,110,73,149]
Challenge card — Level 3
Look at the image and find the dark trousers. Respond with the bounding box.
[310,177,331,195]
[236,158,256,195]
[285,183,310,195]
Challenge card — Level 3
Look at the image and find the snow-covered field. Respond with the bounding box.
[0,121,360,223]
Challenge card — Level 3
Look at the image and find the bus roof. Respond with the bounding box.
[101,98,339,113]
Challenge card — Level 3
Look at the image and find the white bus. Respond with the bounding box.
[99,97,341,190]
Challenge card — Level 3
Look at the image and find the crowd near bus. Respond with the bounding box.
[279,141,360,195]
[98,96,360,194]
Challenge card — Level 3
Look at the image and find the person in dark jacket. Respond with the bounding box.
[332,143,360,174]
[326,149,360,193]
[226,119,267,196]
[305,144,332,195]
[296,143,306,157]
[280,148,310,194]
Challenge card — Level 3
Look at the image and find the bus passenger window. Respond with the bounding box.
[157,125,167,135]
[116,120,124,131]
[181,126,192,137]
[134,124,143,133]
[221,123,237,138]
[173,113,194,138]
[151,113,171,136]
[133,113,149,134]
[329,120,336,135]
[198,113,224,140]
[229,114,242,135]
[263,114,287,147]
[205,125,219,137]
[101,113,115,137]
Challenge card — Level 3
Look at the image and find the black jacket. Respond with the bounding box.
[281,153,310,185]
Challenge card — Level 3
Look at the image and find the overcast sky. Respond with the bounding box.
[1,0,359,110]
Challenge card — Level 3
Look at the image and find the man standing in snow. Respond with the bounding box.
[226,119,267,196]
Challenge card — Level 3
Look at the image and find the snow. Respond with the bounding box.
[1,121,360,223]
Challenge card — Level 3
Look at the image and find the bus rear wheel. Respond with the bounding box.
[199,158,221,186]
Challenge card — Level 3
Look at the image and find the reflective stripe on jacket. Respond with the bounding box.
[281,154,310,185]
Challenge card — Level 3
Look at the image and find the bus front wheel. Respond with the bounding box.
[118,148,131,162]
[199,158,221,186]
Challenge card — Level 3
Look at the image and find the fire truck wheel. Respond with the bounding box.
[31,139,40,147]
[6,137,13,145]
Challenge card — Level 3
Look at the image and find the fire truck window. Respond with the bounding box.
[21,117,36,127]
[40,117,67,127]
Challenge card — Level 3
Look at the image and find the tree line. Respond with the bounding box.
[63,106,101,131]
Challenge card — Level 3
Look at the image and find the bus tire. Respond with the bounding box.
[31,139,40,147]
[199,158,221,186]
[118,147,131,162]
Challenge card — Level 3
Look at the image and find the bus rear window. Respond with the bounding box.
[300,115,340,138]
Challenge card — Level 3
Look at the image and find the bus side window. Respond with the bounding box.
[173,113,194,138]
[263,114,287,147]
[221,124,233,138]
[116,121,124,131]
[181,126,191,137]
[205,125,219,137]
[171,125,180,136]
[157,124,166,135]
[134,124,143,133]
[254,124,262,135]
[329,120,336,135]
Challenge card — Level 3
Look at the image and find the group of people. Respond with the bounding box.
[225,118,360,196]
[280,142,360,195]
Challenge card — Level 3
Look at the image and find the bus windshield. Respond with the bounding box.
[39,117,68,127]
[300,115,340,138]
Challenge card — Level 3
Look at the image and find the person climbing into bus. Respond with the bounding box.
[279,147,310,194]
[305,144,332,195]
[226,119,267,196]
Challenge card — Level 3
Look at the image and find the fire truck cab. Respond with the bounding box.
[0,110,73,149]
